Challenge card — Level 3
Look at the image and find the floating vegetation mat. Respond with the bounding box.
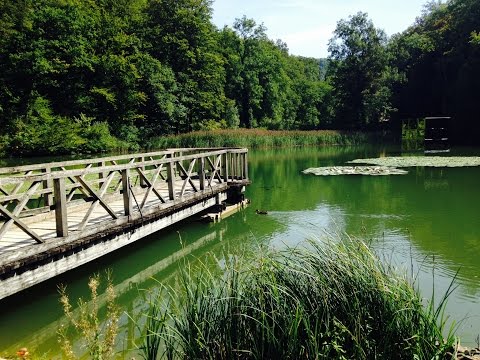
[348,156,480,168]
[302,166,408,176]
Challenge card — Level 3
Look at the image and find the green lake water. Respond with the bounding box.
[0,146,479,356]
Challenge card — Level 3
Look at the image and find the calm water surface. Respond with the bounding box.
[0,146,479,356]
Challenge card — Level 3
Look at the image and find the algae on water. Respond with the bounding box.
[348,156,480,168]
[302,166,408,176]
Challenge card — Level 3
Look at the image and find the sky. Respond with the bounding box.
[211,0,428,58]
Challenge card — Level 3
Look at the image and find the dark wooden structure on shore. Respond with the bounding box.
[401,116,451,153]
[0,148,249,300]
[424,117,451,153]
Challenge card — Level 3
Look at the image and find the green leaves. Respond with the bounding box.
[0,0,337,155]
[0,0,479,154]
[470,31,480,46]
[8,96,119,155]
[328,12,390,129]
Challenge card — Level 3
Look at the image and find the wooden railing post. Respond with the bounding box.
[122,169,132,216]
[139,156,146,188]
[238,153,242,179]
[242,152,248,180]
[53,177,68,237]
[42,167,53,207]
[167,155,176,200]
[233,153,238,180]
[198,157,205,190]
[236,153,240,180]
[217,154,222,182]
[177,151,183,177]
[223,152,229,183]
[98,161,106,189]
[237,152,241,180]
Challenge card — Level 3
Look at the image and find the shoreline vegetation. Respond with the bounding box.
[54,237,458,359]
[146,129,380,150]
[0,129,381,158]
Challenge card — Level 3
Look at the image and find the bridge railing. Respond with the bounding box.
[0,148,248,245]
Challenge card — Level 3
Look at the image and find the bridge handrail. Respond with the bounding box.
[0,147,247,176]
[0,147,248,246]
[0,148,247,185]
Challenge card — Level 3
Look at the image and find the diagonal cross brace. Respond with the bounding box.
[206,155,223,187]
[76,173,119,231]
[0,203,44,244]
[0,185,9,196]
[139,165,165,209]
[62,165,91,198]
[149,157,167,180]
[134,166,167,208]
[178,159,198,197]
[177,159,198,196]
[0,182,42,240]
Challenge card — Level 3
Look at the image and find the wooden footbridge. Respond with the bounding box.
[0,148,249,300]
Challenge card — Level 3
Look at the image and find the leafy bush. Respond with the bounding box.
[7,97,124,155]
[80,116,126,153]
[0,134,10,157]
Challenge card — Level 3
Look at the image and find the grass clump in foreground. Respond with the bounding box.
[140,238,457,360]
[146,129,377,149]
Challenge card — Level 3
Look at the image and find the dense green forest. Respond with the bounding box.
[0,0,479,155]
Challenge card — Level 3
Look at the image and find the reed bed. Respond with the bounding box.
[147,129,377,149]
[139,238,457,359]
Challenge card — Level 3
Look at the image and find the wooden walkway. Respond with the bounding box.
[0,148,249,299]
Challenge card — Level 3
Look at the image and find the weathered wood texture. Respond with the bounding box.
[0,148,249,299]
[0,193,228,300]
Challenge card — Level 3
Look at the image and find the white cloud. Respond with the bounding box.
[279,25,334,58]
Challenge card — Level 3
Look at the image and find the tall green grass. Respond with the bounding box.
[139,238,457,359]
[146,129,379,149]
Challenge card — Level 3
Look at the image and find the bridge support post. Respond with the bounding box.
[122,169,133,216]
[53,178,68,237]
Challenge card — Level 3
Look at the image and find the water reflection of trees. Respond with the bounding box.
[248,148,480,291]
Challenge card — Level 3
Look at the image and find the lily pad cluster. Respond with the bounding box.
[348,156,480,168]
[302,166,408,176]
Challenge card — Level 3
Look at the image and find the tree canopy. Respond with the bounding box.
[0,0,479,155]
